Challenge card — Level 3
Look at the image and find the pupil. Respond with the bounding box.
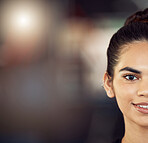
[129,75,134,80]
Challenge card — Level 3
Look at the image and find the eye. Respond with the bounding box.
[123,74,138,81]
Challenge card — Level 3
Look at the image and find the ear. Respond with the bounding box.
[103,72,115,98]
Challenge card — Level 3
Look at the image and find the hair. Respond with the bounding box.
[107,8,148,77]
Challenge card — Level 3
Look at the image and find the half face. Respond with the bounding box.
[104,41,148,127]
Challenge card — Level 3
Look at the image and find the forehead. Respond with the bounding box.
[115,41,148,71]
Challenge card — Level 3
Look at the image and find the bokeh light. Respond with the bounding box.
[0,0,48,65]
[0,0,47,37]
[16,13,31,29]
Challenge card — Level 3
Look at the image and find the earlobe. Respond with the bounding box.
[103,72,115,98]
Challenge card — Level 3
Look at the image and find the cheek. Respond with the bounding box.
[116,83,137,97]
[114,79,137,95]
[113,80,138,112]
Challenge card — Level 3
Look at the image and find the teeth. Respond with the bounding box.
[137,105,148,109]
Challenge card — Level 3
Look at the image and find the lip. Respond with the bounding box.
[133,102,148,105]
[132,102,148,114]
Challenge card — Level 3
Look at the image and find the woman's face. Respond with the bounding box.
[104,41,148,127]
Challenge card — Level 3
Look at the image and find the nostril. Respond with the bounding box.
[137,89,148,97]
[138,93,148,97]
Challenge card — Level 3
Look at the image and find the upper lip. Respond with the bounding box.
[132,102,148,105]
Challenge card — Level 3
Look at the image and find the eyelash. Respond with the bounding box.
[123,74,140,81]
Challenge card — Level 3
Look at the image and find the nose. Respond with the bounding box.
[137,79,148,97]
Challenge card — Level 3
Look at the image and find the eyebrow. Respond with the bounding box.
[119,67,141,74]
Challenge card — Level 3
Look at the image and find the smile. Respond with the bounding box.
[132,103,148,114]
[137,105,148,109]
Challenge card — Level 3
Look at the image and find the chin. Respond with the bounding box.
[133,117,148,128]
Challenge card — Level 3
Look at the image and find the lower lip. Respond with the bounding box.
[133,104,148,114]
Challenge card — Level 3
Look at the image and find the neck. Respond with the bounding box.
[122,117,148,143]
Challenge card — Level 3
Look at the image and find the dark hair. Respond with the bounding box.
[107,8,148,77]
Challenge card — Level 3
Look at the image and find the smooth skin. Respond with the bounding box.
[104,41,148,143]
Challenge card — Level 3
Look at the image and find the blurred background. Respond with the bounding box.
[0,0,147,143]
